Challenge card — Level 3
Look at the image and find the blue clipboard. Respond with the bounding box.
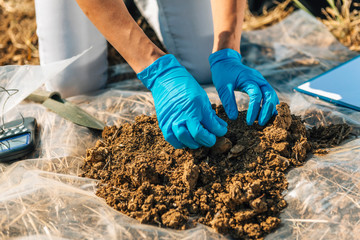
[294,55,360,111]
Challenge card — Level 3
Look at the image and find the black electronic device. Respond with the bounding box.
[0,117,37,163]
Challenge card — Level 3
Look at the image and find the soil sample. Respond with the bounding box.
[81,103,351,240]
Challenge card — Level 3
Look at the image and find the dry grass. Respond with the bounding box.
[0,0,39,65]
[243,0,295,31]
[321,0,360,51]
[244,0,360,52]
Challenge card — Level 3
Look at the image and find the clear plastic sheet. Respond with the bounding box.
[1,10,360,239]
[0,49,89,116]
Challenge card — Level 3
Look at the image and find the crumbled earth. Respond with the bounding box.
[81,103,351,240]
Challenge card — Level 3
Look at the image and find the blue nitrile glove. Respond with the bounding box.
[137,54,228,149]
[209,48,279,126]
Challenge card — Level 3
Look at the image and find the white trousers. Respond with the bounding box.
[135,0,214,84]
[35,0,214,98]
[35,0,108,98]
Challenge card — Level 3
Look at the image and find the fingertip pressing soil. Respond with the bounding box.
[81,102,351,239]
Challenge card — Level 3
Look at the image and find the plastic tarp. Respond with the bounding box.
[0,50,88,116]
[1,10,360,239]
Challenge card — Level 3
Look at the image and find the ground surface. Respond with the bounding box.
[81,103,351,239]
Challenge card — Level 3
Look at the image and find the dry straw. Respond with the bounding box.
[321,0,360,51]
[243,0,295,31]
[293,0,360,52]
[0,0,39,65]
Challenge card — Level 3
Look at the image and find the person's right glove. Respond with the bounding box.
[137,54,227,149]
[209,48,279,126]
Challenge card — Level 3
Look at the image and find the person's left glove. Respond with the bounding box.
[137,54,227,149]
[209,48,279,126]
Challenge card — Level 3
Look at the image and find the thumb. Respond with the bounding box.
[217,83,238,120]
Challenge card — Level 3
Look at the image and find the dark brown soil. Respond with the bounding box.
[81,103,351,240]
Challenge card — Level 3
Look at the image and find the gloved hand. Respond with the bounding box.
[209,48,279,126]
[137,54,227,149]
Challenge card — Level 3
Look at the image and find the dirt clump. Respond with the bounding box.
[81,102,351,239]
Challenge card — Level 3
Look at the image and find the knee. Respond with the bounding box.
[179,57,212,85]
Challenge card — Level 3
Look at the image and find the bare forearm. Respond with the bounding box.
[210,0,246,53]
[76,0,165,73]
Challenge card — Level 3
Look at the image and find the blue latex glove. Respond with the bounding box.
[137,54,227,149]
[209,48,279,126]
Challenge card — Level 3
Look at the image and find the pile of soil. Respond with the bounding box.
[81,103,351,239]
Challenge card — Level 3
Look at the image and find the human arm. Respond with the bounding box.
[210,0,245,53]
[209,0,279,126]
[75,0,164,73]
[75,0,227,148]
